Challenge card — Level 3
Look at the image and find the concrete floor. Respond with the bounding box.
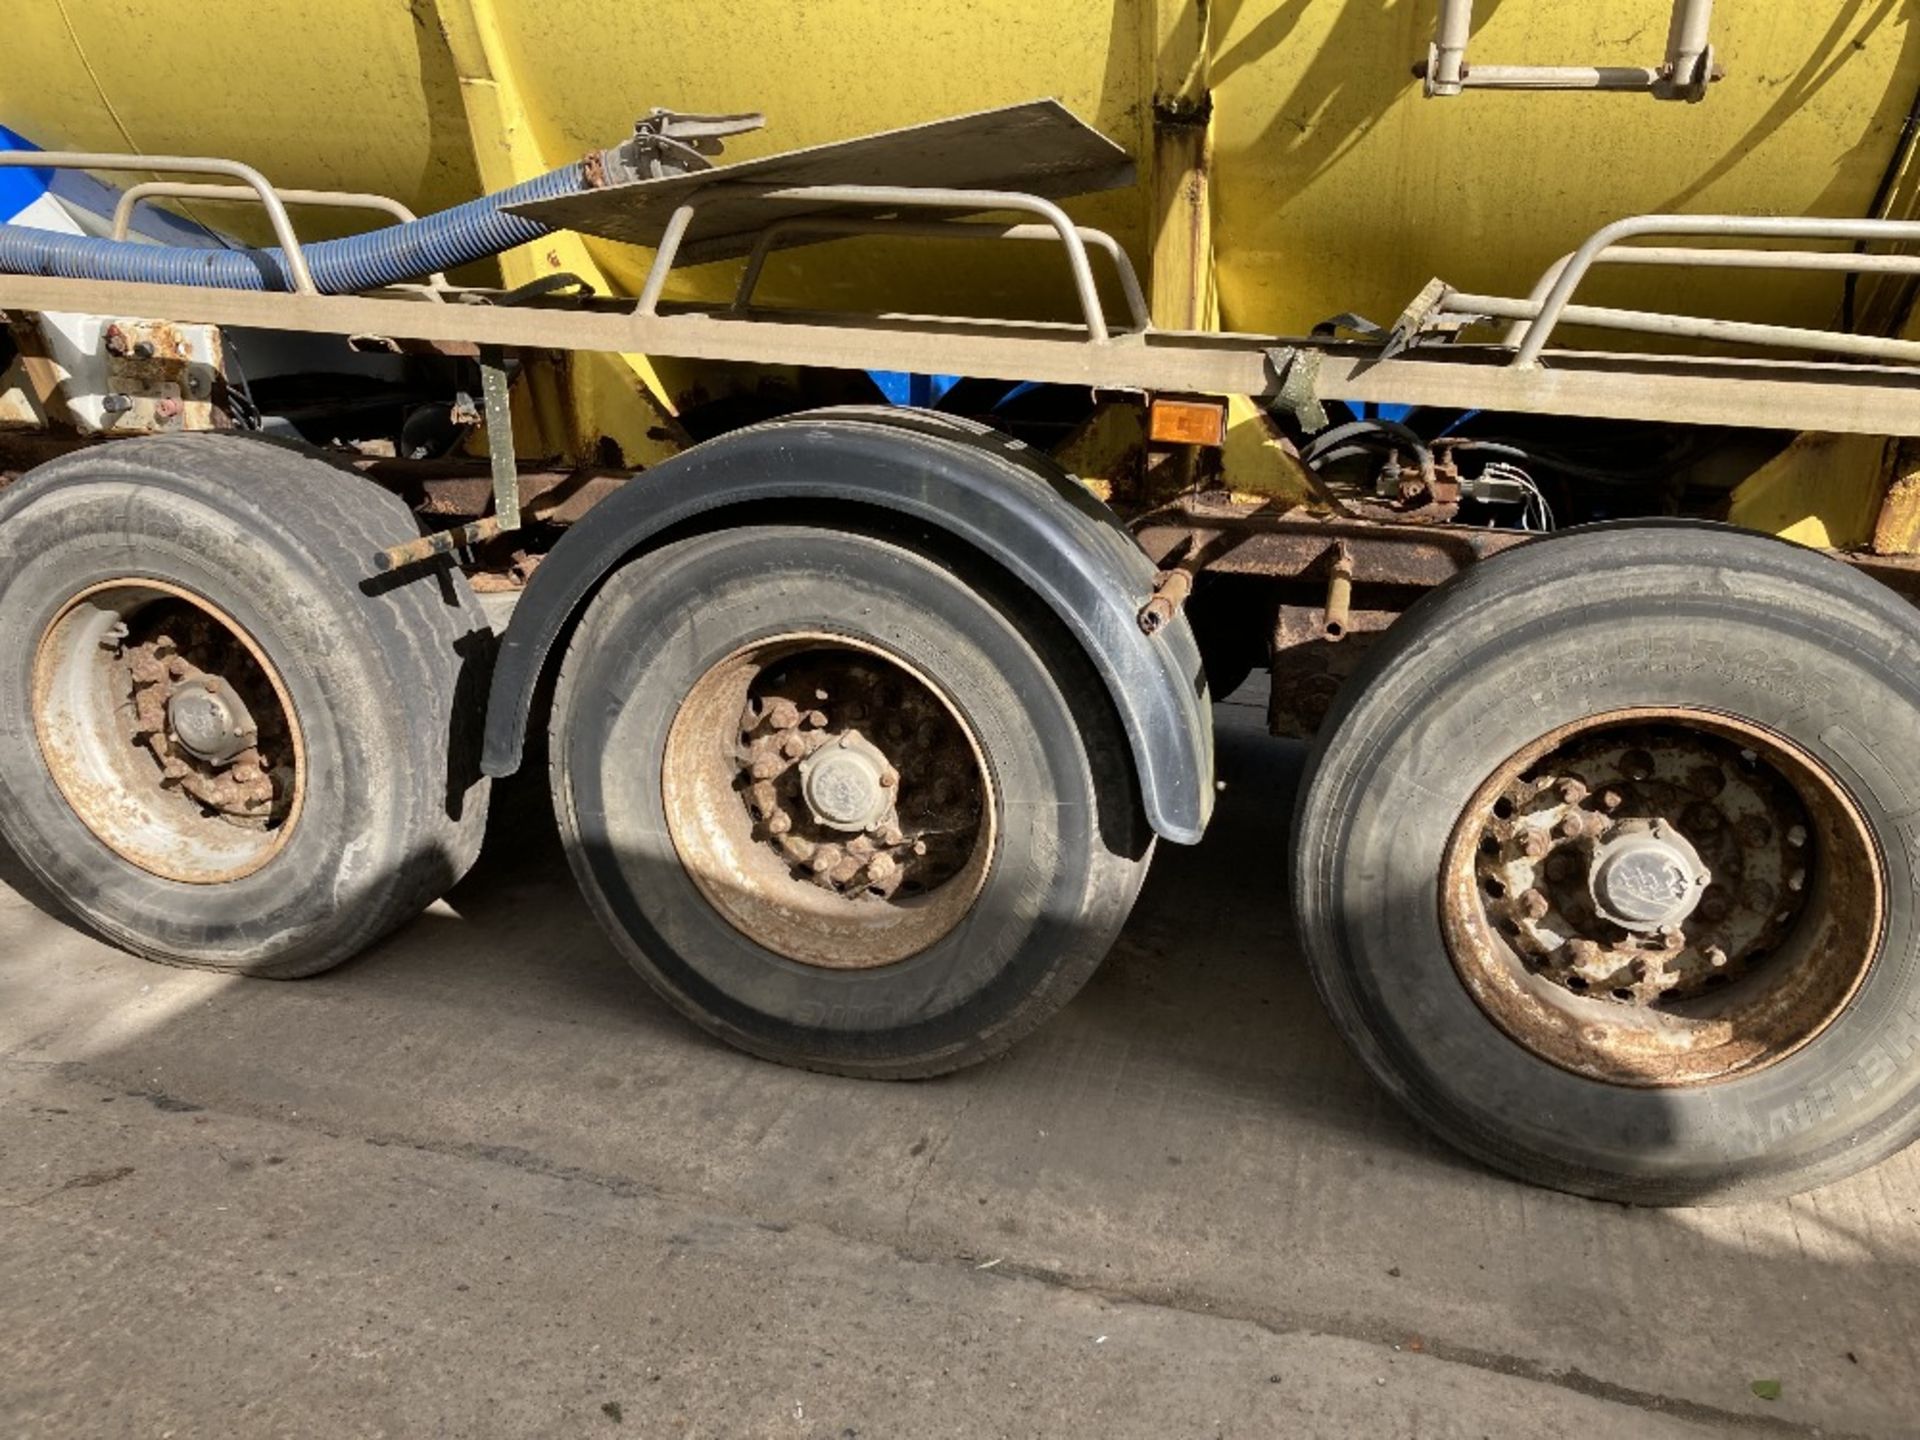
[3,691,1917,1439]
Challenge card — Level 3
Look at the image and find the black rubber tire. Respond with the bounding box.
[549,523,1154,1078]
[0,433,492,977]
[1293,522,1920,1204]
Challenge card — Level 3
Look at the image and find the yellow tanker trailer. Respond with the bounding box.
[3,0,1920,1205]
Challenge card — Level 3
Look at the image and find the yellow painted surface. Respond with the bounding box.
[1728,432,1892,550]
[6,2,1913,332]
[3,2,1918,482]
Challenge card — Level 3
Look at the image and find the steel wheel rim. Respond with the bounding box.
[1440,707,1884,1087]
[661,633,997,969]
[32,579,306,885]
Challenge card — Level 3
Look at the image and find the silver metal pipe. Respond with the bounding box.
[1428,0,1474,96]
[730,215,1149,333]
[1451,290,1920,367]
[0,150,318,294]
[1514,214,1920,367]
[109,181,450,301]
[640,183,1114,342]
[635,203,698,316]
[1500,242,1920,347]
[758,186,1111,343]
[1664,0,1716,93]
[111,181,421,240]
[1456,65,1662,92]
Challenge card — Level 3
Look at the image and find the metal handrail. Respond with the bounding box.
[636,182,1119,342]
[109,181,450,299]
[0,150,318,294]
[1497,243,1920,349]
[1497,214,1920,367]
[729,214,1150,333]
[1423,0,1716,101]
[1450,291,1920,368]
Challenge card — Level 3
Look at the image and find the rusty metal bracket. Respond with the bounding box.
[1266,347,1330,435]
[1138,567,1195,636]
[372,517,505,575]
[372,347,520,572]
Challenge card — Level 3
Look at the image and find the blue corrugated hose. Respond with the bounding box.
[0,161,585,293]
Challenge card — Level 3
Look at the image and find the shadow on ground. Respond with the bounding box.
[3,695,1918,1435]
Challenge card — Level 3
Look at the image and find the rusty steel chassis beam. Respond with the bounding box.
[1132,496,1920,597]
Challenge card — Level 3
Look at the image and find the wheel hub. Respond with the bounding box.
[661,636,995,971]
[731,654,979,902]
[1589,824,1708,931]
[1441,709,1885,1087]
[166,674,259,766]
[799,729,897,833]
[33,581,303,884]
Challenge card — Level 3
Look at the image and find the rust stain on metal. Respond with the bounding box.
[1138,567,1195,636]
[1133,497,1534,590]
[32,580,306,886]
[1438,707,1884,1089]
[660,635,995,970]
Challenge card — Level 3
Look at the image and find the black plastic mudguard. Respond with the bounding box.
[479,408,1214,843]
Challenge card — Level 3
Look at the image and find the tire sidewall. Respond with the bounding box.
[1300,540,1920,1198]
[554,528,1114,1069]
[0,478,408,970]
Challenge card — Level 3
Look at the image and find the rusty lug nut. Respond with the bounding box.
[1565,938,1603,966]
[766,698,802,731]
[1681,802,1722,834]
[1517,888,1550,921]
[810,845,843,875]
[1688,764,1727,798]
[780,733,808,760]
[912,840,928,856]
[1705,945,1730,969]
[877,824,904,846]
[749,779,778,817]
[1557,779,1589,806]
[749,756,784,780]
[1519,828,1551,860]
[1557,813,1589,842]
[1599,789,1623,811]
[767,811,792,836]
[847,834,875,859]
[830,857,865,886]
[868,853,898,882]
[805,709,828,728]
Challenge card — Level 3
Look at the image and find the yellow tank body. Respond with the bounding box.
[3,1,1918,469]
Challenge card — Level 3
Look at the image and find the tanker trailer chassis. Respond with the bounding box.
[4,101,1920,1205]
